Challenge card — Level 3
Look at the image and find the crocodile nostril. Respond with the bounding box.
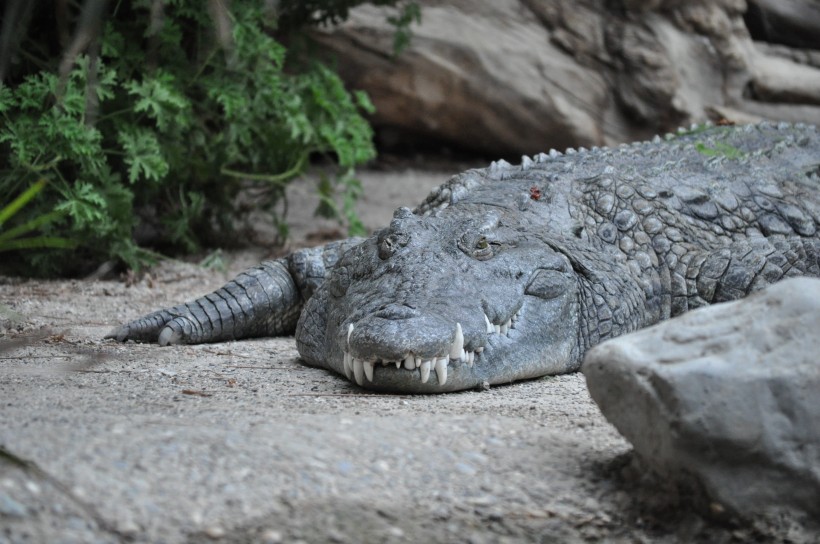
[373,304,419,320]
[378,232,409,260]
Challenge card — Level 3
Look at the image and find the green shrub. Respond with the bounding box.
[0,0,418,276]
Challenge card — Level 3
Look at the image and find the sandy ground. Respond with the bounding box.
[0,167,801,543]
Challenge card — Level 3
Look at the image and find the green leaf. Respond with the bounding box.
[0,84,14,114]
[0,179,48,225]
[125,71,190,131]
[118,128,169,183]
[55,182,108,229]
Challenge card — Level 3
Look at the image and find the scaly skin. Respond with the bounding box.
[108,122,820,393]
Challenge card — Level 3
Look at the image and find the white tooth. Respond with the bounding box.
[435,358,448,386]
[395,360,401,369]
[347,323,354,344]
[476,346,484,353]
[415,356,422,369]
[364,360,374,382]
[504,318,512,330]
[484,314,493,334]
[467,351,475,366]
[353,358,365,386]
[449,323,464,360]
[500,320,509,335]
[420,360,432,383]
[343,352,353,380]
[461,349,467,362]
[403,355,415,370]
[494,324,501,334]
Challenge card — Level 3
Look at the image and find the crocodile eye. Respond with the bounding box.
[457,234,492,260]
[473,236,494,259]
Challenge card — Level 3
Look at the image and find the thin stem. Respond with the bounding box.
[220,153,307,186]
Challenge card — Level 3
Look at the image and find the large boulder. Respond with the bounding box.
[581,278,820,525]
[311,0,820,156]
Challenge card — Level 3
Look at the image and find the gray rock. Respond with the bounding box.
[582,277,820,523]
[311,0,820,155]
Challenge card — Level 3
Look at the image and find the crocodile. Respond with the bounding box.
[108,122,820,393]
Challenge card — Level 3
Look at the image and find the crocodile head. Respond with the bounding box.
[296,205,583,393]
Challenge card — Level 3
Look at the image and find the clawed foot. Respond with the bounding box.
[105,310,192,345]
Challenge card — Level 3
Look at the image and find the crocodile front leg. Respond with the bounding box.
[107,239,363,345]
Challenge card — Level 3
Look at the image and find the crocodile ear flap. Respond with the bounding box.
[525,268,573,299]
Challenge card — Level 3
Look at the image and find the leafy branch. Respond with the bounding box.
[0,1,419,276]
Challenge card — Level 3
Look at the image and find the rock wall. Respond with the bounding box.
[311,0,820,156]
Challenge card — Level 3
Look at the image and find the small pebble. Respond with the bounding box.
[204,525,226,539]
[260,529,283,543]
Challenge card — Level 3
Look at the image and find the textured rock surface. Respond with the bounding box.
[312,0,820,155]
[582,277,820,524]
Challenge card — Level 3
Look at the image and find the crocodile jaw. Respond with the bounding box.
[334,290,580,393]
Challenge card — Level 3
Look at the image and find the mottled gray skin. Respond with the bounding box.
[109,123,820,393]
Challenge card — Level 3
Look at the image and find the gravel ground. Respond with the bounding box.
[0,168,800,543]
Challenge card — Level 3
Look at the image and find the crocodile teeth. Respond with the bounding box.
[501,318,512,334]
[420,360,432,383]
[341,308,531,386]
[343,352,353,380]
[353,357,365,386]
[449,323,464,360]
[435,357,448,385]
